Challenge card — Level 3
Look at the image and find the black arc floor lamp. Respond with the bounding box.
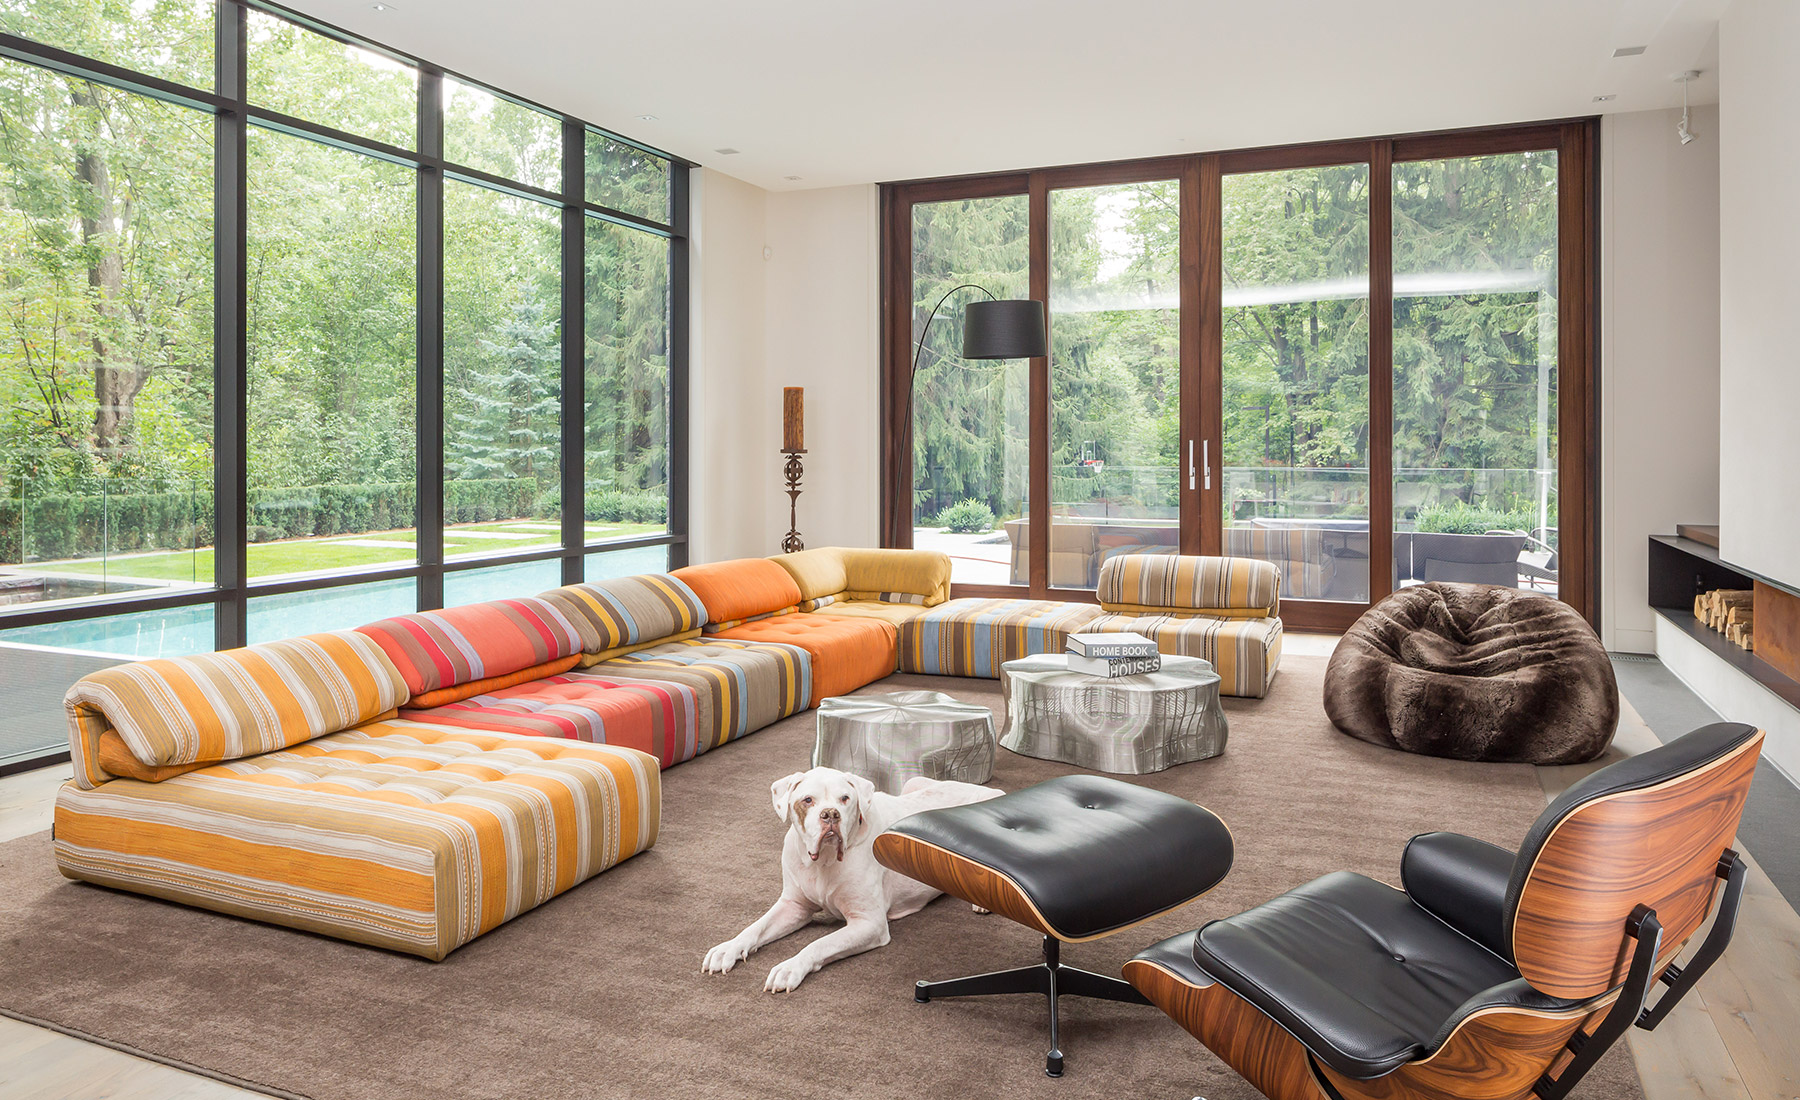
[895,286,1048,533]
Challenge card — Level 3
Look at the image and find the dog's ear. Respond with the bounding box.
[847,773,877,827]
[770,772,807,821]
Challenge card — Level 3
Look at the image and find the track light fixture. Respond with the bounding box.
[1674,70,1701,145]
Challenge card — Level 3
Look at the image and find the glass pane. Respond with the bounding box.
[585,543,667,582]
[908,194,1029,588]
[0,602,214,658]
[0,0,214,89]
[1,60,214,605]
[1047,180,1180,590]
[1221,164,1371,603]
[443,180,560,559]
[585,218,668,539]
[1393,152,1558,596]
[247,10,418,148]
[443,558,562,607]
[443,77,561,192]
[247,127,416,580]
[247,577,415,643]
[585,132,670,223]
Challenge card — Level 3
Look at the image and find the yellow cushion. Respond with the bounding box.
[837,547,952,606]
[769,548,851,603]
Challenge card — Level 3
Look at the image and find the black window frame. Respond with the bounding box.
[0,0,692,773]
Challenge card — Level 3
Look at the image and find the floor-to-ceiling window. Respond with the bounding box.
[0,0,690,772]
[884,123,1595,629]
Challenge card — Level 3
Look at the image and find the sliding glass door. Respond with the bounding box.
[885,122,1595,627]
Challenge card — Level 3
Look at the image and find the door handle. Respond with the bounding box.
[1188,440,1196,491]
[1203,440,1212,491]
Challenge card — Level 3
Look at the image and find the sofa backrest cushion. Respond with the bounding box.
[537,573,707,662]
[771,547,953,608]
[770,548,850,603]
[354,596,592,699]
[1097,553,1282,619]
[837,548,952,606]
[64,630,408,788]
[672,558,804,627]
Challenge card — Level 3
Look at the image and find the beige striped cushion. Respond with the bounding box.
[1097,553,1282,618]
[65,631,408,789]
[53,721,660,960]
[1084,612,1284,698]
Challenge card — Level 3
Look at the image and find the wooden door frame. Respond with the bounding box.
[881,117,1601,631]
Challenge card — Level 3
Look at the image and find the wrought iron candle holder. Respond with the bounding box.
[781,448,806,553]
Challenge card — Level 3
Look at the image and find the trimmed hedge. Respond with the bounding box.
[0,478,599,561]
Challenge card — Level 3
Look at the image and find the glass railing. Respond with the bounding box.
[0,478,211,605]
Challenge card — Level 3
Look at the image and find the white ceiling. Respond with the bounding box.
[283,0,1727,192]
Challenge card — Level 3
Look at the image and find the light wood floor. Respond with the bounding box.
[1,642,1794,1100]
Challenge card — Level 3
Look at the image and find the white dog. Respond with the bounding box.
[702,766,1003,993]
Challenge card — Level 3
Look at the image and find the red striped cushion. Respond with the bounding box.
[354,596,596,697]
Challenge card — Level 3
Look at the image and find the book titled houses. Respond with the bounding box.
[1067,652,1162,678]
[1066,632,1158,659]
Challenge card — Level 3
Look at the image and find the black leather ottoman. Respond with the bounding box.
[873,775,1233,1076]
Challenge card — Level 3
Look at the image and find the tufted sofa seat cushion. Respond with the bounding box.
[400,673,706,769]
[53,721,660,960]
[897,598,1105,679]
[580,639,812,755]
[709,613,897,707]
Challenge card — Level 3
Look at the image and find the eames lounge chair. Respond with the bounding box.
[1123,722,1764,1100]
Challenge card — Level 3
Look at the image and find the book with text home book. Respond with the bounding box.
[1066,632,1158,659]
[1067,652,1162,678]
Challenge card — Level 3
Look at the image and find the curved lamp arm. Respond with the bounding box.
[892,283,998,516]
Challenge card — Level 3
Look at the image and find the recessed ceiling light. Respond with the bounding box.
[637,114,658,122]
[784,175,802,181]
[1593,94,1616,102]
[370,2,393,10]
[714,147,740,155]
[1612,45,1647,57]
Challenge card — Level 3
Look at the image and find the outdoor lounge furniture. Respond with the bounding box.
[1393,530,1529,587]
[1123,722,1763,1100]
[1324,582,1619,763]
[875,775,1234,1077]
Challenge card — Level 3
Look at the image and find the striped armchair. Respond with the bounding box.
[1084,554,1285,697]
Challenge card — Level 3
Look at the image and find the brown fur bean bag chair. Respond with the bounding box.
[1325,583,1619,764]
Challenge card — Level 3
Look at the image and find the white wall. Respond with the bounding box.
[689,174,883,564]
[762,185,883,552]
[1717,0,1800,588]
[689,168,768,564]
[1600,106,1722,653]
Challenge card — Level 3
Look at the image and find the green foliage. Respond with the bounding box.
[935,498,995,534]
[1414,501,1534,535]
[583,490,668,524]
[1,28,673,573]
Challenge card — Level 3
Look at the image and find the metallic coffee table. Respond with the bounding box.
[999,653,1227,774]
[814,691,996,794]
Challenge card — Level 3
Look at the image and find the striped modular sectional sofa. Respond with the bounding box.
[52,545,1279,959]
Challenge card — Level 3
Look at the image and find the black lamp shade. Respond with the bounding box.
[961,298,1047,359]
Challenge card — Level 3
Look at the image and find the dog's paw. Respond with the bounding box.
[764,957,814,993]
[702,939,750,974]
[971,904,991,914]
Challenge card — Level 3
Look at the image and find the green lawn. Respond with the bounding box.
[27,520,666,583]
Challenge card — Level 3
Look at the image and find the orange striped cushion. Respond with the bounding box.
[672,558,804,626]
[407,656,581,709]
[64,631,409,787]
[354,596,595,697]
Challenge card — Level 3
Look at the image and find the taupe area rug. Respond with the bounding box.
[0,656,1644,1100]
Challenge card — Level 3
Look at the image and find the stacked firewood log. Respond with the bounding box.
[1694,589,1754,650]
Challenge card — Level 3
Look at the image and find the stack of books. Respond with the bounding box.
[1065,632,1161,677]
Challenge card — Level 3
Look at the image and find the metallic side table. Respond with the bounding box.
[814,691,996,794]
[999,653,1228,774]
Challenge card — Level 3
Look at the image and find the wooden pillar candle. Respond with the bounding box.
[781,387,806,552]
[783,387,805,453]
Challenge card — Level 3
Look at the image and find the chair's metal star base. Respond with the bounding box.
[912,934,1152,1077]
